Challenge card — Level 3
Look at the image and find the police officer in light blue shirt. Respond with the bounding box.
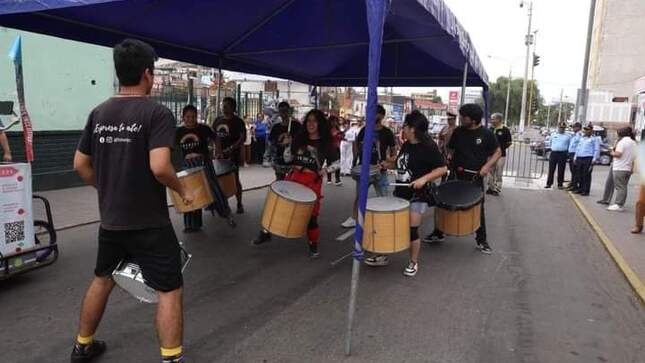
[573,124,600,195]
[545,123,572,189]
[566,122,583,190]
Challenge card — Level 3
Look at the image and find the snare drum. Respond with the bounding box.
[112,244,191,304]
[213,159,238,198]
[362,197,410,254]
[171,167,214,213]
[261,181,317,238]
[433,180,483,236]
[351,165,381,184]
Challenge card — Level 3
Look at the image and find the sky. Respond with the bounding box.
[226,0,593,105]
[430,0,592,103]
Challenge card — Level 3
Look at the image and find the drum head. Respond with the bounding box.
[433,180,483,210]
[177,167,204,178]
[213,159,235,175]
[113,263,159,304]
[270,181,316,203]
[366,197,410,212]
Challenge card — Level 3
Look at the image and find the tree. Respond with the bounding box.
[483,76,544,127]
[431,95,443,104]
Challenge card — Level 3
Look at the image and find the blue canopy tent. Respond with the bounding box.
[0,0,489,355]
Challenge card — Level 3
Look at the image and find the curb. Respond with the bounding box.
[568,192,645,304]
[54,183,272,232]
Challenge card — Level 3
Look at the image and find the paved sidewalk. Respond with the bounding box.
[568,166,644,301]
[32,165,275,231]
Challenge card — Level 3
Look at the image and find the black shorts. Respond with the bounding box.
[95,225,183,292]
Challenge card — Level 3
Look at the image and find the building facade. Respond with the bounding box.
[0,28,114,190]
[588,0,645,98]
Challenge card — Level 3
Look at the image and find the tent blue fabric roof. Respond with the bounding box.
[0,0,488,87]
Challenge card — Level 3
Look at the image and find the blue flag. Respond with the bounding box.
[8,35,22,64]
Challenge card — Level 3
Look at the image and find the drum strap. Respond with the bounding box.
[410,226,419,241]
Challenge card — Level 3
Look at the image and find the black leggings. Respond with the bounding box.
[327,169,341,183]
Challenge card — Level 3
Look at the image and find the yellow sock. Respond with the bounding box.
[160,346,182,357]
[76,334,94,345]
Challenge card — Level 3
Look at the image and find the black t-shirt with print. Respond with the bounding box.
[270,120,302,165]
[356,126,396,165]
[291,139,339,173]
[213,115,246,151]
[394,141,446,200]
[77,97,176,230]
[448,125,499,171]
[176,124,214,158]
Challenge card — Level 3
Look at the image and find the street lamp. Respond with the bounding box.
[518,0,534,134]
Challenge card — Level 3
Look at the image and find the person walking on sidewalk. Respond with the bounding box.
[597,127,637,211]
[423,104,502,254]
[71,39,191,363]
[572,124,600,196]
[566,122,583,191]
[253,113,267,164]
[545,123,572,190]
[340,121,359,175]
[327,115,343,185]
[487,113,512,196]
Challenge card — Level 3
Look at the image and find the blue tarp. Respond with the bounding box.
[0,0,487,88]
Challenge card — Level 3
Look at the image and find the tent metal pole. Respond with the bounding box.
[345,0,388,356]
[216,59,223,119]
[459,61,468,107]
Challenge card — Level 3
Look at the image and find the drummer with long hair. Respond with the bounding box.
[252,109,339,258]
[176,105,234,231]
[373,110,447,276]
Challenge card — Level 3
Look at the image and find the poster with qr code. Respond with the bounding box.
[0,163,35,257]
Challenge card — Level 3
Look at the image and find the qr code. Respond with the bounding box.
[4,221,25,244]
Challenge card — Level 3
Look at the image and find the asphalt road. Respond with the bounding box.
[1,179,644,363]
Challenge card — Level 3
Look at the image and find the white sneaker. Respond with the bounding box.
[341,217,356,228]
[607,204,625,212]
[364,255,389,266]
[403,261,418,277]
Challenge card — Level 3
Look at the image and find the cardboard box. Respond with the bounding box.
[0,163,35,257]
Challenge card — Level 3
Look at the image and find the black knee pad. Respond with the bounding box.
[308,216,319,230]
[410,226,419,241]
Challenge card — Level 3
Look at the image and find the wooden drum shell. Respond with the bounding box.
[171,168,214,213]
[435,204,481,236]
[261,182,316,238]
[362,198,410,254]
[217,172,238,198]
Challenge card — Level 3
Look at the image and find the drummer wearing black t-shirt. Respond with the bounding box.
[71,39,190,363]
[213,97,247,214]
[340,105,396,229]
[176,105,234,232]
[424,104,501,254]
[269,101,302,180]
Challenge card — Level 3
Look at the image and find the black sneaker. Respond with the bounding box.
[236,204,245,214]
[597,200,610,205]
[544,185,552,189]
[309,244,320,259]
[162,354,185,363]
[70,340,106,363]
[477,242,492,255]
[422,231,445,243]
[489,190,500,196]
[557,185,565,190]
[252,231,272,245]
[485,189,495,195]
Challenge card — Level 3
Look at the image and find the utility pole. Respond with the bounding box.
[546,103,551,129]
[557,88,564,124]
[577,0,597,125]
[518,0,533,134]
[527,30,539,129]
[504,66,512,126]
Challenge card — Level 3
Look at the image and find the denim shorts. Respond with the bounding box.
[410,201,428,214]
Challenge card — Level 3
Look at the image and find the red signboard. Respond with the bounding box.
[448,91,459,113]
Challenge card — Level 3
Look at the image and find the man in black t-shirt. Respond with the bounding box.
[487,112,512,195]
[72,39,190,363]
[424,104,501,254]
[269,101,302,180]
[340,105,396,228]
[213,97,247,213]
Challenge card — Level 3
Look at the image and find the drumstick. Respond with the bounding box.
[389,182,412,187]
[456,167,479,175]
[330,251,353,267]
